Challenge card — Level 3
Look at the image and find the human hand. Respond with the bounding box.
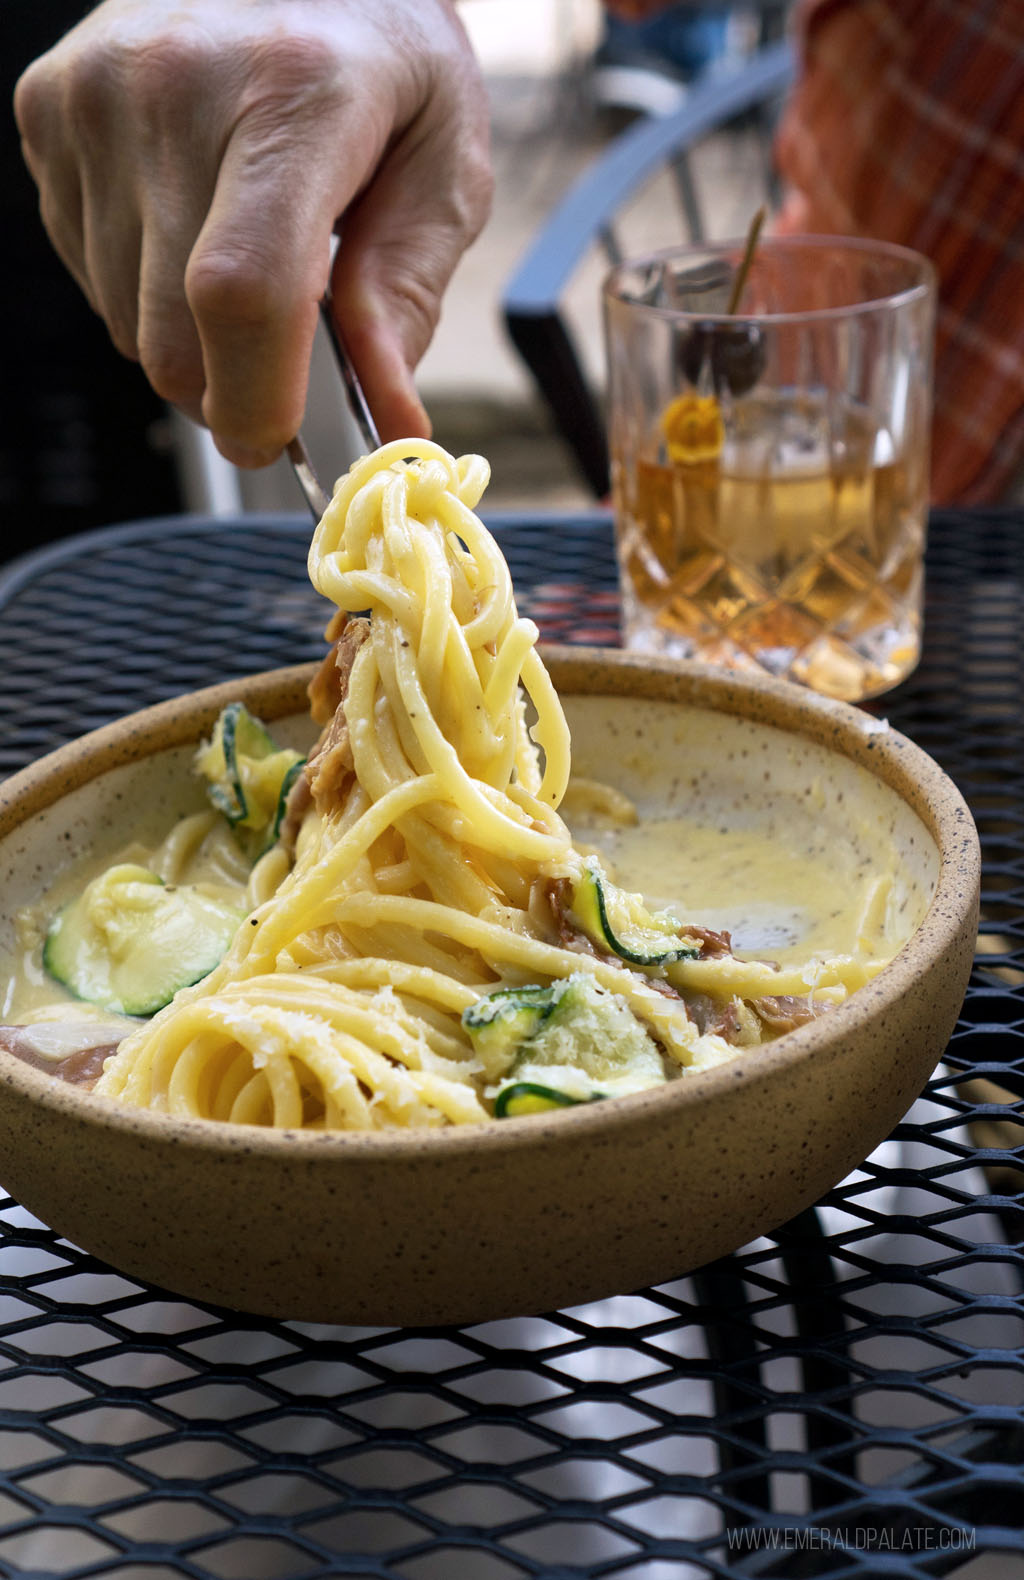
[14,0,492,465]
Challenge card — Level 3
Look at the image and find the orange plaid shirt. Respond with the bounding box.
[774,0,1024,504]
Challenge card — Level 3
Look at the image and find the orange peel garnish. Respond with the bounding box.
[661,393,724,464]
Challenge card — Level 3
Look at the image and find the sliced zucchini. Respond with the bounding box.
[195,703,305,857]
[494,1082,599,1118]
[468,973,669,1116]
[462,984,557,1076]
[44,863,245,1017]
[513,975,666,1093]
[570,859,701,966]
[271,757,306,846]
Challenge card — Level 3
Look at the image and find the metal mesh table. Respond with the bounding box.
[0,507,1021,1579]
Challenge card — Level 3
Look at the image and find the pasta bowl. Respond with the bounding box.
[0,651,979,1324]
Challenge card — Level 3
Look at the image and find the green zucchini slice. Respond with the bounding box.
[570,860,702,966]
[466,974,668,1115]
[493,1082,598,1118]
[195,703,305,856]
[44,863,245,1017]
[462,984,557,1073]
[271,757,306,846]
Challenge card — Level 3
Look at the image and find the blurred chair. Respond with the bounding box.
[502,38,793,498]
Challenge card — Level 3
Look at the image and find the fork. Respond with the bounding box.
[286,299,382,523]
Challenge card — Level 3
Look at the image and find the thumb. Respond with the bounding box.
[328,105,492,444]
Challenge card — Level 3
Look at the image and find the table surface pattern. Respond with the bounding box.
[0,507,1020,1580]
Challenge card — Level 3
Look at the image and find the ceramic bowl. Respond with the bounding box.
[0,652,979,1324]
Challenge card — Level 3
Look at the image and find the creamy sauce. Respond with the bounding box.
[5,784,901,1036]
[572,811,893,966]
[561,694,937,974]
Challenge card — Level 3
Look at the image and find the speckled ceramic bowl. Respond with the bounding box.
[0,652,979,1324]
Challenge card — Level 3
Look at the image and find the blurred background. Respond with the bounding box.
[1,0,792,558]
[409,0,787,511]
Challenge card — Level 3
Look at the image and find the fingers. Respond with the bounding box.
[15,0,494,466]
[328,244,433,444]
[329,71,493,443]
[80,177,144,362]
[178,24,396,464]
[16,28,167,365]
[184,132,337,466]
[188,246,323,469]
[14,56,93,309]
[137,179,226,432]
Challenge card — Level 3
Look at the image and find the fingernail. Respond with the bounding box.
[215,440,279,469]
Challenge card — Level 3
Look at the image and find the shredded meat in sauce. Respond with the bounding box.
[748,994,828,1035]
[304,615,370,817]
[545,877,599,955]
[681,924,732,959]
[277,771,312,856]
[684,991,826,1044]
[542,882,825,1047]
[0,1027,116,1090]
[684,993,744,1041]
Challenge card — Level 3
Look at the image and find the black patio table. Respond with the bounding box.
[0,505,1021,1580]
